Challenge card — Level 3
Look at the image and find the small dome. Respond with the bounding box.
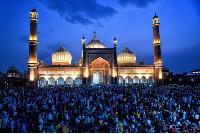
[117,45,136,65]
[8,65,18,71]
[31,8,37,12]
[139,61,144,65]
[85,31,106,48]
[52,44,72,65]
[39,60,44,65]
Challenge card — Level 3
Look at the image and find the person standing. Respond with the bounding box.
[10,119,14,132]
[137,112,140,123]
[48,112,53,125]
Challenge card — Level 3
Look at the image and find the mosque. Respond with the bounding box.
[27,8,163,87]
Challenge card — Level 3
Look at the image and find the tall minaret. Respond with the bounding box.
[152,13,163,84]
[28,8,39,87]
[152,13,162,66]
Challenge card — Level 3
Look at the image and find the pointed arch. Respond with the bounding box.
[90,57,110,68]
[133,76,139,84]
[48,77,55,85]
[140,76,147,84]
[39,77,46,87]
[148,76,154,84]
[75,77,82,85]
[66,77,73,85]
[57,77,64,85]
[118,76,124,84]
[125,76,132,84]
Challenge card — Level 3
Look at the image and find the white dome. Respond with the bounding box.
[52,44,72,65]
[117,46,136,64]
[85,31,106,48]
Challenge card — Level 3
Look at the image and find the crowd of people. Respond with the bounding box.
[0,84,200,133]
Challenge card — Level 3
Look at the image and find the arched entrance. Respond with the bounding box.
[39,77,46,87]
[75,77,81,85]
[148,76,154,84]
[89,57,111,84]
[48,77,55,85]
[118,76,123,85]
[125,76,132,85]
[140,76,147,84]
[66,77,73,85]
[58,77,64,85]
[93,72,103,84]
[133,76,139,84]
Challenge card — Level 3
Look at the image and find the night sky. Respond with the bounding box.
[0,0,200,74]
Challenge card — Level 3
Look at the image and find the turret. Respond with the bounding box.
[113,37,117,47]
[82,35,86,46]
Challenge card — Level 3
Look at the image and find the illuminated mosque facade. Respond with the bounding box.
[27,8,163,87]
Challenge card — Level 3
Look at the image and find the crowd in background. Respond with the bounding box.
[0,85,200,133]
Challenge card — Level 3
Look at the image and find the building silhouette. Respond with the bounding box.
[27,9,163,87]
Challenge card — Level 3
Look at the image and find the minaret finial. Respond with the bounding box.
[61,41,63,47]
[153,13,158,19]
[34,0,35,9]
[82,35,85,39]
[94,29,96,37]
[125,43,127,48]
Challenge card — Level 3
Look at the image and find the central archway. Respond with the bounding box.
[90,57,111,84]
[93,72,103,84]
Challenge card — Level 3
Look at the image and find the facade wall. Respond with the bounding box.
[118,66,155,85]
[118,66,154,79]
[37,65,155,87]
[38,65,83,86]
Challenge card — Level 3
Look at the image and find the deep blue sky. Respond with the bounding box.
[0,0,200,74]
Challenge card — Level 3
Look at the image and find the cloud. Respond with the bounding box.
[118,0,158,8]
[49,28,54,32]
[37,0,117,25]
[20,35,29,43]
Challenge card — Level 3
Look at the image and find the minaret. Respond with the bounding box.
[82,35,86,47]
[113,37,117,48]
[113,37,118,83]
[113,37,117,66]
[113,37,117,65]
[28,8,39,87]
[152,13,162,66]
[82,35,87,84]
[152,13,163,84]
